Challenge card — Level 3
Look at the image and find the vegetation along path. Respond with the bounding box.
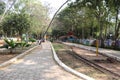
[0,42,82,80]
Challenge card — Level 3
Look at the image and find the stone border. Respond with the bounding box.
[50,43,95,80]
[0,45,39,68]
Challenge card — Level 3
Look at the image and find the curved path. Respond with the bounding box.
[0,42,82,80]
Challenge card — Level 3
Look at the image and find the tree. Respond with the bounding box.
[29,2,50,38]
[52,2,100,39]
[1,13,31,37]
[104,0,120,48]
[0,0,50,39]
[13,0,50,38]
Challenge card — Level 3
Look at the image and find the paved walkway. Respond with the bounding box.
[63,42,120,61]
[0,42,82,80]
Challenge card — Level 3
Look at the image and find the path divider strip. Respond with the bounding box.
[50,42,95,80]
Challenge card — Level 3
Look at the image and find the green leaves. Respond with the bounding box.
[52,0,118,39]
[4,38,17,49]
[0,1,5,15]
[0,0,49,39]
[1,13,31,37]
[3,38,31,53]
[29,38,36,43]
[17,41,30,48]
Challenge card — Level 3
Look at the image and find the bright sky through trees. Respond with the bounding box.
[40,0,68,18]
[1,0,71,18]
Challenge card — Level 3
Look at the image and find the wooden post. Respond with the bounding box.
[44,34,46,42]
[96,40,99,56]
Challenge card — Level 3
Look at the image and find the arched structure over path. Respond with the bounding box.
[43,0,70,38]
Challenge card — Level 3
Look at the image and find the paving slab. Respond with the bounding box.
[0,42,82,80]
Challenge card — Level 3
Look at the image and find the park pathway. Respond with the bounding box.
[0,42,82,80]
[63,42,120,61]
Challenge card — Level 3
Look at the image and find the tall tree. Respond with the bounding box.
[13,0,50,38]
[1,13,31,37]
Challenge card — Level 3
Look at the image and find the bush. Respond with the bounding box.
[29,38,36,43]
[16,42,31,48]
[4,38,17,53]
[4,38,17,49]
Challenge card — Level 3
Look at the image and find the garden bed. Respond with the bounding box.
[0,44,37,64]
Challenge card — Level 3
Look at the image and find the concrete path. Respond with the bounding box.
[63,42,120,61]
[0,42,82,80]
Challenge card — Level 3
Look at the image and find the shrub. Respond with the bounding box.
[4,38,17,53]
[16,41,31,49]
[29,38,36,43]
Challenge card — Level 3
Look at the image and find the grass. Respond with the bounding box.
[52,43,65,51]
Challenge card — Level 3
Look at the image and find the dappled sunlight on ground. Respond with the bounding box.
[23,60,36,65]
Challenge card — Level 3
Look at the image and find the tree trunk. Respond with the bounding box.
[114,9,119,49]
[115,9,119,33]
[114,22,120,49]
[115,22,120,39]
[99,19,105,48]
[105,22,108,40]
[82,26,84,39]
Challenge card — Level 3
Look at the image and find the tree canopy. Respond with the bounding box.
[1,13,31,37]
[51,0,120,48]
[0,0,50,39]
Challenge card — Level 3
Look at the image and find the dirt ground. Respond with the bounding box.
[0,53,18,64]
[72,47,120,77]
[0,45,36,64]
[53,43,120,80]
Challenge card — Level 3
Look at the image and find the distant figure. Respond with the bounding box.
[39,40,41,45]
[39,38,45,45]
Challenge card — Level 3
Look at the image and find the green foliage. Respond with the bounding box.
[52,43,65,51]
[17,41,30,48]
[52,0,120,43]
[4,38,17,53]
[52,6,99,38]
[1,13,31,37]
[52,29,67,38]
[3,39,31,53]
[0,1,5,15]
[29,38,36,43]
[0,0,50,39]
[14,0,50,37]
[4,38,17,49]
[52,43,71,51]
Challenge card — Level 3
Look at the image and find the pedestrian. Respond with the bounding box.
[39,39,42,45]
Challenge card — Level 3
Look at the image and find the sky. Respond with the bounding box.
[1,0,73,18]
[40,0,68,18]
